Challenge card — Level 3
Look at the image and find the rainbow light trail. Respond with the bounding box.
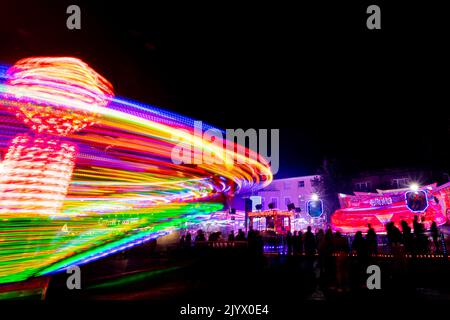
[0,57,272,284]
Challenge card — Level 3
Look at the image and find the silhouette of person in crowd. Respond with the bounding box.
[413,215,419,234]
[316,229,324,249]
[195,229,206,242]
[296,231,304,255]
[180,234,186,247]
[316,229,327,276]
[333,231,350,292]
[352,231,366,258]
[366,224,378,255]
[235,228,246,241]
[413,215,428,253]
[286,230,293,255]
[430,221,440,253]
[208,231,222,241]
[350,230,367,289]
[386,222,402,252]
[292,231,298,253]
[304,226,316,256]
[185,231,192,248]
[228,231,235,242]
[324,228,333,254]
[401,220,412,253]
[247,226,256,241]
[333,231,349,253]
[247,226,258,252]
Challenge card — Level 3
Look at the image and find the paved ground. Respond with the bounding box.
[44,243,450,304]
[5,239,450,319]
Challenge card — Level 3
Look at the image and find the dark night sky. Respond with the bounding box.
[0,1,448,178]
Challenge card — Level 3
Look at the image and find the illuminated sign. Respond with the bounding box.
[307,200,323,217]
[369,197,393,207]
[405,190,428,212]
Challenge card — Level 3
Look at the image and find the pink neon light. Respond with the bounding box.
[0,134,76,214]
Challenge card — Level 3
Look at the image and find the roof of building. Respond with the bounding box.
[270,174,320,182]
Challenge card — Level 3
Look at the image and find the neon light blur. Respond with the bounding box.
[0,134,76,215]
[0,57,273,284]
[4,57,114,136]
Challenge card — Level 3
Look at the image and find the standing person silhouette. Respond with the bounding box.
[366,224,378,255]
[186,232,192,247]
[304,226,316,256]
[286,230,293,255]
[430,221,440,253]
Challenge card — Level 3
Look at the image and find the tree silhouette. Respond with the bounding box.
[312,158,352,220]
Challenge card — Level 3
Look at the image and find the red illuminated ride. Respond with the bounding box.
[331,183,450,234]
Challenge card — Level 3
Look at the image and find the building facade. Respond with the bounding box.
[251,175,321,212]
[351,168,434,193]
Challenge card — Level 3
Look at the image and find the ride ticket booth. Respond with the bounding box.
[248,210,293,235]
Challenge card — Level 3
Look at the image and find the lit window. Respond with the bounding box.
[284,197,291,208]
[270,197,278,209]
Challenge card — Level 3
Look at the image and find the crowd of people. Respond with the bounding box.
[284,216,442,257]
[284,226,351,257]
[179,216,443,256]
[179,228,251,249]
[382,216,441,254]
[177,219,444,294]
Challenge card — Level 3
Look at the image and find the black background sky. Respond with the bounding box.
[0,1,448,178]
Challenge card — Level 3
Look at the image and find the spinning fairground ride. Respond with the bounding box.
[0,57,272,285]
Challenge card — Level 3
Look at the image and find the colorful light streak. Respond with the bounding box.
[0,57,273,285]
[4,57,114,136]
[0,134,77,215]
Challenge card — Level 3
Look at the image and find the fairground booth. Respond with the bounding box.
[248,209,294,234]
